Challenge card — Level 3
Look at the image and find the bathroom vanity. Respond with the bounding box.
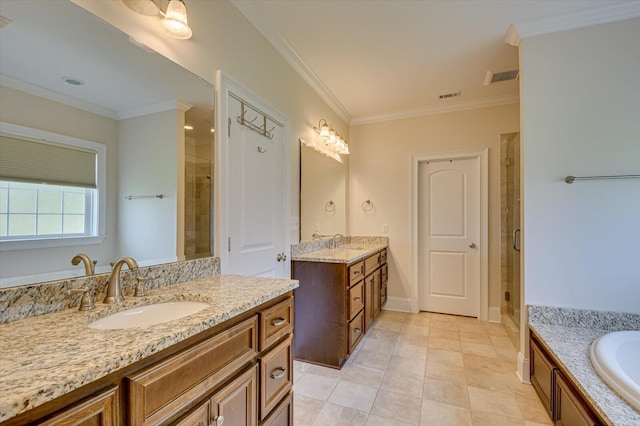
[0,274,297,426]
[528,306,640,426]
[291,241,388,368]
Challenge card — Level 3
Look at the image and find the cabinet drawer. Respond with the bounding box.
[380,249,387,265]
[260,297,294,351]
[260,392,293,426]
[348,310,365,353]
[381,263,388,284]
[259,335,293,421]
[364,253,380,276]
[349,261,365,285]
[40,386,119,426]
[349,281,364,320]
[127,316,258,425]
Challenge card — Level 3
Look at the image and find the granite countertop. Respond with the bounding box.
[529,307,640,426]
[0,274,298,422]
[291,243,387,264]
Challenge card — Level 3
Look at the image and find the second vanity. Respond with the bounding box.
[0,273,298,425]
[291,237,388,368]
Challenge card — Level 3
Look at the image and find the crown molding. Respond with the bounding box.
[351,95,519,126]
[117,99,193,120]
[514,2,640,39]
[230,0,352,124]
[1,74,118,119]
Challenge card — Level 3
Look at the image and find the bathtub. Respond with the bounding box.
[590,330,640,411]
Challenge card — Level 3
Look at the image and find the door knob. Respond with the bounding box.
[469,243,477,249]
[212,415,224,426]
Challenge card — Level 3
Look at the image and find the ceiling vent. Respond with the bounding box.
[484,67,519,86]
[438,91,461,100]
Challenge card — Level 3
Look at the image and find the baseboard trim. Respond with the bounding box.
[488,306,501,323]
[383,297,413,313]
[517,351,531,384]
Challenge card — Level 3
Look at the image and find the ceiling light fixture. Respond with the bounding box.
[312,119,350,158]
[122,0,193,40]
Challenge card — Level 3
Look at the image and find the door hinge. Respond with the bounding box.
[228,236,231,252]
[506,156,511,167]
[505,291,510,301]
[228,117,231,137]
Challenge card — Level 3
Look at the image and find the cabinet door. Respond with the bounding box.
[174,402,209,426]
[364,274,374,331]
[555,372,600,426]
[40,386,118,426]
[372,269,381,318]
[210,365,258,426]
[530,337,556,419]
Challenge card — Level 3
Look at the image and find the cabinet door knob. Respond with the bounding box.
[354,327,361,334]
[271,367,286,379]
[354,296,361,302]
[271,317,286,326]
[212,415,224,426]
[469,243,477,249]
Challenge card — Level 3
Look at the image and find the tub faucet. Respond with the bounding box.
[104,257,138,304]
[71,253,96,276]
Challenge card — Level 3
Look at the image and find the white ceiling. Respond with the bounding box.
[232,0,640,124]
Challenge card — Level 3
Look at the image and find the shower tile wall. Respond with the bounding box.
[185,142,211,259]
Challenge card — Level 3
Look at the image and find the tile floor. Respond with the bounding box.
[293,310,552,426]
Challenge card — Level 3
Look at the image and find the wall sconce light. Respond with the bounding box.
[122,0,193,40]
[312,119,350,156]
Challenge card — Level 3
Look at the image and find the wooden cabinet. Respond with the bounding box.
[292,248,387,368]
[39,386,118,426]
[5,293,294,426]
[530,330,604,426]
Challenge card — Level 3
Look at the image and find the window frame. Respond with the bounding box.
[0,122,106,251]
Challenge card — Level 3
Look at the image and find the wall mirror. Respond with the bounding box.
[299,142,347,241]
[0,0,214,287]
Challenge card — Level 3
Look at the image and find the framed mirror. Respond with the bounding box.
[0,0,214,287]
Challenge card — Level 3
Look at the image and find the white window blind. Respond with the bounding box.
[0,133,97,188]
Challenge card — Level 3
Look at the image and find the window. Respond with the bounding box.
[0,122,106,249]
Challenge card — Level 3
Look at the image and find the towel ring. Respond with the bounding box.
[325,200,336,212]
[362,199,374,212]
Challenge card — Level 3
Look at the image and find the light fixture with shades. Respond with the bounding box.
[122,0,193,40]
[311,119,349,158]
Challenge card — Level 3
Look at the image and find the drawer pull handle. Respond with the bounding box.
[212,415,224,426]
[353,270,361,275]
[271,317,286,326]
[271,367,286,379]
[353,296,361,302]
[354,327,362,334]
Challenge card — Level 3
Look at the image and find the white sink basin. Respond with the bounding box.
[88,301,211,329]
[590,330,640,411]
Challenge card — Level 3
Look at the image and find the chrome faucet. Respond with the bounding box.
[71,253,96,275]
[104,257,138,304]
[331,233,345,250]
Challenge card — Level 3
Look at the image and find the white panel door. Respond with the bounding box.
[226,96,285,277]
[419,157,480,317]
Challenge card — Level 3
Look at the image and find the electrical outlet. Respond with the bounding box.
[383,224,388,233]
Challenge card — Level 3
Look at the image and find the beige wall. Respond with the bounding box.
[349,103,520,312]
[73,0,350,246]
[521,18,640,313]
[0,85,118,282]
